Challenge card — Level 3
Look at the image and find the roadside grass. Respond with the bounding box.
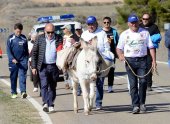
[0,86,42,124]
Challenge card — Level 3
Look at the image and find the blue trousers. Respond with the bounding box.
[146,54,153,87]
[125,56,147,107]
[39,64,59,107]
[8,59,28,94]
[108,59,116,86]
[95,77,105,107]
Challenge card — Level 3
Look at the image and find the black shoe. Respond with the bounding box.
[147,87,153,91]
[132,106,140,114]
[140,104,147,113]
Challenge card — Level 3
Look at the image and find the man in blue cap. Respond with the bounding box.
[81,16,114,110]
[116,14,156,114]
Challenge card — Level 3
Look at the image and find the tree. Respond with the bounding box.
[116,0,170,30]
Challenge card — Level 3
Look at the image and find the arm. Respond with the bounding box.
[116,32,125,61]
[116,48,125,61]
[6,35,17,64]
[112,29,119,46]
[149,48,157,72]
[31,38,39,75]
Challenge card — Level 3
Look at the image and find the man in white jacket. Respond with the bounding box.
[81,16,114,110]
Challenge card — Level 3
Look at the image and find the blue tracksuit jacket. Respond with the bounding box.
[6,33,28,63]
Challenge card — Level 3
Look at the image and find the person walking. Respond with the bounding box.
[6,23,29,99]
[61,24,76,90]
[81,16,114,110]
[102,16,119,93]
[140,13,161,91]
[116,14,156,114]
[28,32,41,93]
[71,22,83,96]
[31,23,62,113]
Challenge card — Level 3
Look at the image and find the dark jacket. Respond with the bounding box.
[6,33,28,63]
[140,23,161,48]
[31,33,63,71]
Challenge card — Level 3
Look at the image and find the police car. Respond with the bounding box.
[30,14,80,35]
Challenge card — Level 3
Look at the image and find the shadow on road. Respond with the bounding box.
[0,75,10,79]
[115,72,127,76]
[91,102,170,114]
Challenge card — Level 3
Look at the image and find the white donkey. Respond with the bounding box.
[68,37,100,115]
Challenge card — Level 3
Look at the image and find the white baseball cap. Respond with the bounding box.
[75,22,82,30]
[61,24,72,31]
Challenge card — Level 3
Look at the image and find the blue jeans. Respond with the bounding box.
[8,59,28,94]
[125,56,147,107]
[95,77,105,107]
[39,64,59,107]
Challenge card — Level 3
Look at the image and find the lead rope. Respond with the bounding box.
[124,59,159,78]
[96,64,115,74]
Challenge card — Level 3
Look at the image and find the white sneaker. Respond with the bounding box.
[96,106,102,110]
[48,106,55,113]
[33,88,38,92]
[43,104,48,112]
[107,86,113,93]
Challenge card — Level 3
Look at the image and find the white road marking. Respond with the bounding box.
[115,75,170,93]
[156,61,168,65]
[0,78,52,124]
[152,84,170,93]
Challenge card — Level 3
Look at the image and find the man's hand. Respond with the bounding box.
[32,68,37,75]
[152,61,158,75]
[118,54,125,61]
[12,59,18,64]
[107,37,112,44]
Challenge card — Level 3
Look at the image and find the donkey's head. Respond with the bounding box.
[79,36,99,80]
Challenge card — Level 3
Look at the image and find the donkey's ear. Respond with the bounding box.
[90,36,98,48]
[80,38,88,49]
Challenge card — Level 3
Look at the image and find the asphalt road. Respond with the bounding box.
[0,54,170,124]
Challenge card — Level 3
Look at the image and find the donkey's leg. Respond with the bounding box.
[80,79,90,115]
[89,82,95,111]
[72,80,78,113]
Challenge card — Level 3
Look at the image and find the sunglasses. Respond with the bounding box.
[46,31,54,34]
[142,18,149,20]
[103,22,110,24]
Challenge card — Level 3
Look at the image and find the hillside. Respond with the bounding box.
[31,0,123,4]
[0,0,123,52]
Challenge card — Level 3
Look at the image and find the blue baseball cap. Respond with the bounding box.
[128,14,139,22]
[86,16,97,24]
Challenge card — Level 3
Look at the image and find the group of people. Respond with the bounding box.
[6,12,163,114]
